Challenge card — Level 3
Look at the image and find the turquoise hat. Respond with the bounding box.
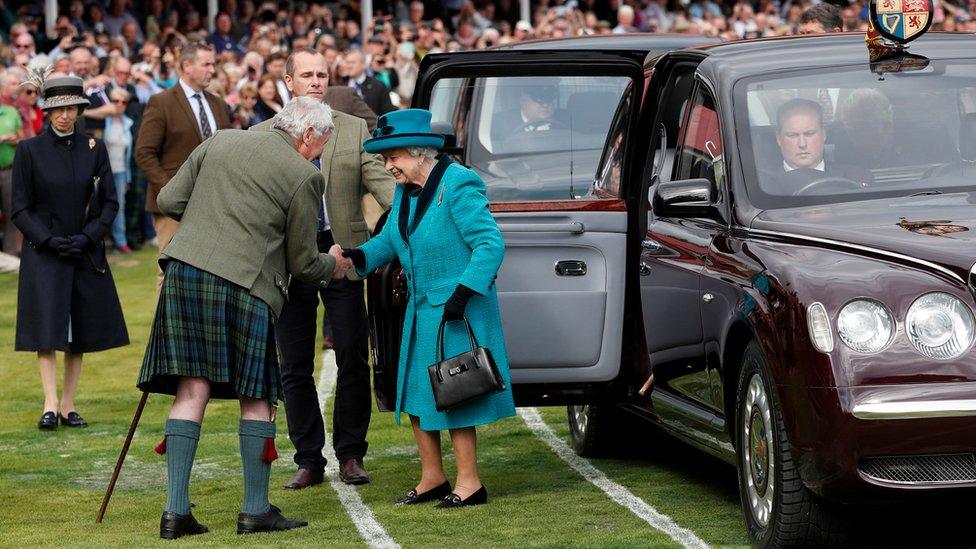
[363,108,445,154]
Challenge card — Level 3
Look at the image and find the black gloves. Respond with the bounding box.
[42,236,70,252]
[341,248,366,271]
[443,284,477,322]
[56,234,92,261]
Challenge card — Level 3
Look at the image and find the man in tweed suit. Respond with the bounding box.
[135,42,231,294]
[251,49,395,489]
[138,98,354,539]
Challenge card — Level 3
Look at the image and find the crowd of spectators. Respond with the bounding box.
[0,0,972,266]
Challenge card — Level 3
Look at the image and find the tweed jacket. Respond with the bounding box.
[135,84,231,213]
[157,128,335,317]
[357,156,515,431]
[251,109,395,250]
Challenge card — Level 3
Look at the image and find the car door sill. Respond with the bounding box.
[643,390,735,464]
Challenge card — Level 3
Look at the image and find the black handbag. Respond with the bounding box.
[427,317,505,412]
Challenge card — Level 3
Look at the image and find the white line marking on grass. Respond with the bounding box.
[318,351,400,549]
[518,407,709,549]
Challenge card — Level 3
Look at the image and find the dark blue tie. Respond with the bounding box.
[312,158,325,231]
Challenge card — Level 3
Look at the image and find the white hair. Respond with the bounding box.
[272,96,335,139]
[407,146,438,159]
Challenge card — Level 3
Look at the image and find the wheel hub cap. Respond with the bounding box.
[742,374,775,528]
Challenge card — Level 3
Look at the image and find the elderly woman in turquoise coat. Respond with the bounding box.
[343,109,515,508]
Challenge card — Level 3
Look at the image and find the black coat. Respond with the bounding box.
[11,127,129,352]
[357,76,396,117]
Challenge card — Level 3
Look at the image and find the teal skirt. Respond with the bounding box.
[137,260,281,402]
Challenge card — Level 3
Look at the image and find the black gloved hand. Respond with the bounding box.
[43,236,71,253]
[57,236,83,261]
[443,284,477,322]
[67,233,93,251]
[341,248,366,271]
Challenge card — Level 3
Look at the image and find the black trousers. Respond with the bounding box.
[276,230,371,470]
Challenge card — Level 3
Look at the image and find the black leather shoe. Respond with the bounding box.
[395,481,452,505]
[237,504,308,535]
[38,411,58,430]
[435,485,488,508]
[284,468,324,490]
[338,458,370,485]
[59,411,88,428]
[159,510,209,539]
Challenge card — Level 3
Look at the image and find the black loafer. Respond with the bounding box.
[395,480,453,505]
[59,411,88,428]
[237,504,307,535]
[38,411,58,430]
[435,485,488,508]
[159,510,209,540]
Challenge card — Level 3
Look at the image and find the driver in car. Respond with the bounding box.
[763,98,872,194]
[492,81,569,139]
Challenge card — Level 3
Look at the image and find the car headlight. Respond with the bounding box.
[906,292,975,360]
[836,299,895,354]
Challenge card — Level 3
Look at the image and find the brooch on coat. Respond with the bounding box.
[438,185,446,205]
[89,138,95,150]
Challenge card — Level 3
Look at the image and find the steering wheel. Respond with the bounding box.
[793,176,863,196]
[515,118,570,134]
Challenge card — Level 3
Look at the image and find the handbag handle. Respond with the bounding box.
[435,315,480,364]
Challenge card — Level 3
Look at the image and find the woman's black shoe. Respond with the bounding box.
[38,411,58,430]
[159,510,209,539]
[395,481,453,505]
[59,411,88,428]
[435,485,488,508]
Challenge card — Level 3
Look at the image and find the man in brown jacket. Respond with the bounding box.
[135,42,231,293]
[251,49,395,489]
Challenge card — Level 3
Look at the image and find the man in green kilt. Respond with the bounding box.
[136,97,354,539]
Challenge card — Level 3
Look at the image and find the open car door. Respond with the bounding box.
[367,49,646,408]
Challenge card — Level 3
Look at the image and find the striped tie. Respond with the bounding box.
[194,93,213,139]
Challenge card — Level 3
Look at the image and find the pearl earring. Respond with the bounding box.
[418,157,425,166]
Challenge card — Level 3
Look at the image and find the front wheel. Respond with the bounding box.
[567,404,623,458]
[735,341,849,548]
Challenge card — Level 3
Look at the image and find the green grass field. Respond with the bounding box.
[1,248,975,548]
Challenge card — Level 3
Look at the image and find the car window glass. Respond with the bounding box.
[429,78,465,150]
[462,75,631,202]
[673,88,724,193]
[652,67,697,186]
[736,61,976,208]
[593,82,633,198]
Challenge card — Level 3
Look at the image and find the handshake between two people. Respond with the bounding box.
[326,245,367,279]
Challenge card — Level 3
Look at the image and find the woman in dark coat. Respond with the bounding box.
[12,75,129,431]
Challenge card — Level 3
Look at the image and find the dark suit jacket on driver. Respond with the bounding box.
[760,162,874,195]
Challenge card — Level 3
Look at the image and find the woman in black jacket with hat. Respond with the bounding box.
[12,73,129,430]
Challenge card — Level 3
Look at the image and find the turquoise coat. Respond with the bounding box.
[358,156,515,431]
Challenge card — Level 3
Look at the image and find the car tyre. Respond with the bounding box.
[567,404,623,458]
[735,341,850,548]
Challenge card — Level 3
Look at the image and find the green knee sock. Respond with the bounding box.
[164,419,201,515]
[239,419,275,515]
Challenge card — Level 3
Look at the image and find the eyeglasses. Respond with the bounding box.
[241,95,257,101]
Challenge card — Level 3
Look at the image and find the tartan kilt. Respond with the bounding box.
[137,260,282,402]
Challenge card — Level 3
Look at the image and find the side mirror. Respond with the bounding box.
[653,178,719,218]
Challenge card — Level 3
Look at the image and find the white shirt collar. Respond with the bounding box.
[179,79,203,100]
[784,159,825,172]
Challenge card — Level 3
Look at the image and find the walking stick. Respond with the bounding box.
[97,391,149,523]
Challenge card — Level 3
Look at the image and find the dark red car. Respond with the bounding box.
[368,32,976,547]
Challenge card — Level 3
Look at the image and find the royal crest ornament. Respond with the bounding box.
[869,0,933,45]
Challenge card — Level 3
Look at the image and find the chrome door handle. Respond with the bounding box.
[642,238,662,252]
[555,260,587,276]
[639,261,652,276]
[702,292,714,303]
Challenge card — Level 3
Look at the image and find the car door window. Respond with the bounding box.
[462,75,631,202]
[673,87,724,194]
